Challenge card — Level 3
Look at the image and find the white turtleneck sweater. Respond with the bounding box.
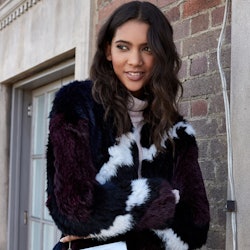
[127,95,148,178]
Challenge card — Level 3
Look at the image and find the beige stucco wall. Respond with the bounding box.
[0,0,95,83]
[0,85,9,250]
[0,0,95,249]
[227,0,250,249]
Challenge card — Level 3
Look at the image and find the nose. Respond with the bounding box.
[128,50,143,66]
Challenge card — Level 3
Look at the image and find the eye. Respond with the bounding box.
[116,44,128,51]
[142,46,152,54]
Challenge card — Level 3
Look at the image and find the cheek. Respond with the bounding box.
[145,59,155,74]
[142,54,154,68]
[110,57,124,71]
[148,57,155,68]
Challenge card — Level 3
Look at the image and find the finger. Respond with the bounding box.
[60,234,92,243]
[59,235,70,243]
[60,235,80,243]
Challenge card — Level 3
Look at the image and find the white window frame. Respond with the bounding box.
[8,57,75,250]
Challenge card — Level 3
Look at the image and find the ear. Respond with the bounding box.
[105,44,112,61]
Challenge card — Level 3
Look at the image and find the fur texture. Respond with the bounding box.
[46,80,210,250]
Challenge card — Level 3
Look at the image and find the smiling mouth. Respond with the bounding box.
[126,71,144,81]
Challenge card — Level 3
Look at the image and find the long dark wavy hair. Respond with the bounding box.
[90,1,183,151]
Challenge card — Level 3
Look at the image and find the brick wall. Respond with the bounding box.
[96,0,231,249]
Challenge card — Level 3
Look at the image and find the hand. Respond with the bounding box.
[60,235,92,243]
[172,189,180,204]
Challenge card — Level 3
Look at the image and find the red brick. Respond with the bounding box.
[212,6,225,26]
[183,0,222,18]
[182,74,222,98]
[98,0,125,22]
[191,99,208,117]
[158,0,176,8]
[178,59,188,80]
[175,40,181,56]
[191,13,209,34]
[210,136,227,159]
[209,46,231,72]
[148,0,158,6]
[190,55,208,76]
[199,160,216,180]
[217,115,226,134]
[209,94,225,114]
[164,6,180,22]
[191,118,219,138]
[182,29,220,56]
[224,25,231,45]
[173,19,190,41]
[208,51,218,72]
[178,101,190,118]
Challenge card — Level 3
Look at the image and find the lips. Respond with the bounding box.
[125,71,145,81]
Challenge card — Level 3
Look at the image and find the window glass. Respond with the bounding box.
[28,77,73,249]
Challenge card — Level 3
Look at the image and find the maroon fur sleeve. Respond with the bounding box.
[170,137,210,249]
[49,113,97,222]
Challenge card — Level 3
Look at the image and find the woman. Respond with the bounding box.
[46,1,210,250]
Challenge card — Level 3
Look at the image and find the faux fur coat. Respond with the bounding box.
[46,80,210,250]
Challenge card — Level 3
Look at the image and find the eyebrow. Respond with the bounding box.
[115,40,129,44]
[114,40,148,46]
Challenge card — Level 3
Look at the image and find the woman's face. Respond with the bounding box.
[106,20,155,98]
